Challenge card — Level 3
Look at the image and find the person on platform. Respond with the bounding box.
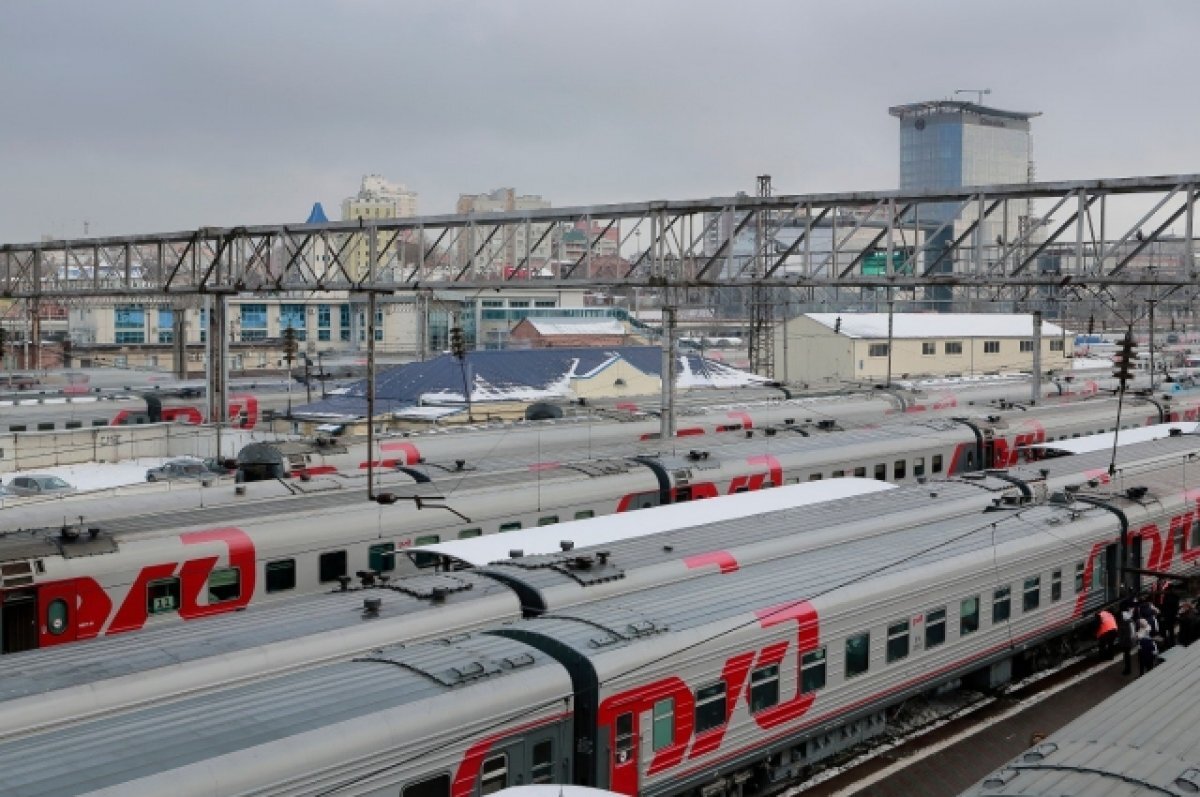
[1178,602,1199,647]
[1096,608,1118,659]
[1137,620,1158,676]
[1117,606,1136,675]
[1161,582,1181,647]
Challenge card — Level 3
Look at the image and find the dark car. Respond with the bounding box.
[146,459,214,482]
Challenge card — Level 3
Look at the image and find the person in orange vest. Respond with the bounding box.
[1097,608,1118,659]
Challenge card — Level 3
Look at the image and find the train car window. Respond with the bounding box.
[932,454,943,474]
[615,712,635,761]
[46,598,68,636]
[845,633,870,678]
[749,664,780,712]
[992,586,1011,623]
[854,467,867,478]
[458,528,482,539]
[265,559,296,593]
[925,608,946,649]
[368,543,396,573]
[894,459,907,480]
[207,567,241,603]
[402,773,450,797]
[873,463,886,481]
[832,470,845,478]
[318,551,347,583]
[479,753,507,794]
[537,515,559,526]
[801,648,826,692]
[1191,518,1200,549]
[147,577,180,615]
[960,596,980,636]
[499,522,522,533]
[913,457,925,478]
[1051,569,1063,602]
[574,510,595,520]
[808,473,822,481]
[652,698,675,751]
[694,683,727,734]
[1075,562,1086,593]
[886,620,909,663]
[1023,576,1041,612]
[531,739,554,783]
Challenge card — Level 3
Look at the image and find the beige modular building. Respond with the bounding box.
[774,313,1071,386]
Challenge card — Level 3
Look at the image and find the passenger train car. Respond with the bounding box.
[242,390,1196,482]
[5,438,1194,737]
[2,436,1199,795]
[962,640,1200,797]
[0,398,1190,656]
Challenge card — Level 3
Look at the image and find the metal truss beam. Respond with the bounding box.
[3,174,1198,300]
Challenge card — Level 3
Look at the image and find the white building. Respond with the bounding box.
[773,312,1071,386]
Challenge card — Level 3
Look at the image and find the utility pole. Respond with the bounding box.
[1031,310,1043,402]
[659,306,676,440]
[749,175,775,378]
[366,291,377,500]
[886,293,894,387]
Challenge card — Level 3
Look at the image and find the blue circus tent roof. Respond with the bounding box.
[294,346,767,419]
[306,202,329,224]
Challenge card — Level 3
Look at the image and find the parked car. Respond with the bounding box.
[5,475,76,496]
[146,459,214,482]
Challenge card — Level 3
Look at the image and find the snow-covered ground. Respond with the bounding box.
[0,457,186,497]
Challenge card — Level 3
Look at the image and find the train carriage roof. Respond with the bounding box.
[1024,421,1200,456]
[0,633,569,797]
[0,571,515,712]
[420,477,897,567]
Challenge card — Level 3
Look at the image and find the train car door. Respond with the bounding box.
[1,589,38,654]
[607,711,639,795]
[37,580,79,647]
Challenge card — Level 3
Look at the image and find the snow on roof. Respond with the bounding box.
[524,318,626,336]
[390,406,464,420]
[806,313,1067,339]
[415,478,895,567]
[1026,423,1200,455]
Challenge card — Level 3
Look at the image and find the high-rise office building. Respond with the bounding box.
[889,100,1040,307]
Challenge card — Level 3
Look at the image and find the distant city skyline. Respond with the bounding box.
[3,0,1198,243]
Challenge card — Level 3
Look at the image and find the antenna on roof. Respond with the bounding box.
[955,88,991,105]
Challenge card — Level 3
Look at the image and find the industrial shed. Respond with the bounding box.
[773,313,1071,385]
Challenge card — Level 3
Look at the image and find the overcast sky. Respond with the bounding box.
[3,0,1197,243]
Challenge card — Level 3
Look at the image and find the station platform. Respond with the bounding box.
[801,655,1135,797]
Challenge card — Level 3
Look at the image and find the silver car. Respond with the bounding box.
[5,475,76,496]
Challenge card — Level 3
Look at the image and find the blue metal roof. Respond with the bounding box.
[305,202,329,224]
[295,346,761,418]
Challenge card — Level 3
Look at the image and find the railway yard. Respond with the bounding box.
[2,372,1199,797]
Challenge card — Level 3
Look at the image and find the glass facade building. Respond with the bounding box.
[890,100,1039,306]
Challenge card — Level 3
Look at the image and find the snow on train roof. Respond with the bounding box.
[961,641,1200,796]
[419,478,896,566]
[1025,422,1200,455]
[806,312,1066,339]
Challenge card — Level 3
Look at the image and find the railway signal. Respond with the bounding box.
[282,326,298,417]
[1111,332,1136,391]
